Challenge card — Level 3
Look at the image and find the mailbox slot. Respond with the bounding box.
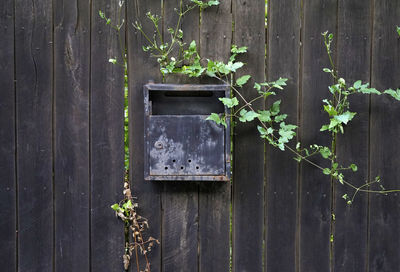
[144,84,231,181]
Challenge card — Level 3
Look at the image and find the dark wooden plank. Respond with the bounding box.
[232,0,265,271]
[265,0,300,271]
[198,2,232,271]
[128,0,163,271]
[14,0,53,270]
[54,0,90,270]
[162,184,198,272]
[161,2,200,271]
[334,1,371,271]
[369,1,400,271]
[90,0,125,271]
[0,0,16,269]
[163,0,200,84]
[300,0,337,271]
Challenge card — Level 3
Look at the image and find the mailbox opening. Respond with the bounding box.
[144,83,231,181]
[148,89,225,115]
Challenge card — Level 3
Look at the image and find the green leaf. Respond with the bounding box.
[257,110,272,122]
[206,113,226,127]
[320,125,329,132]
[323,68,332,73]
[270,100,281,115]
[236,75,251,87]
[350,164,358,172]
[270,77,288,90]
[274,114,287,122]
[208,0,220,6]
[226,61,244,72]
[353,80,362,89]
[338,174,344,185]
[257,125,267,136]
[258,126,273,137]
[239,109,260,122]
[254,82,261,91]
[361,87,381,95]
[123,200,133,209]
[189,40,197,51]
[231,45,247,54]
[384,88,400,101]
[294,156,302,162]
[397,26,400,37]
[215,62,230,75]
[323,168,331,175]
[323,104,337,116]
[111,203,122,212]
[277,142,285,151]
[334,111,356,125]
[278,122,297,145]
[219,97,239,108]
[319,147,331,159]
[357,83,381,95]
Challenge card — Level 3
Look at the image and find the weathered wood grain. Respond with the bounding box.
[54,0,90,270]
[128,0,163,270]
[300,0,338,271]
[198,2,232,271]
[369,1,400,271]
[232,0,265,271]
[265,0,300,271]
[334,0,371,271]
[90,0,125,271]
[0,0,16,269]
[15,0,53,270]
[161,2,200,271]
[163,0,200,84]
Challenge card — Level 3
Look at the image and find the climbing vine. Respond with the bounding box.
[101,0,400,270]
[133,2,400,204]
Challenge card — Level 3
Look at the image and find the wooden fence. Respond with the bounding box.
[1,0,400,271]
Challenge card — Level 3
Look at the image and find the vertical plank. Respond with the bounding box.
[369,1,400,271]
[265,0,300,271]
[198,2,232,272]
[0,0,16,269]
[163,0,200,84]
[54,0,90,270]
[300,0,337,271]
[90,1,125,271]
[15,0,53,270]
[334,1,371,271]
[128,0,163,270]
[162,2,200,271]
[162,184,198,272]
[232,0,265,271]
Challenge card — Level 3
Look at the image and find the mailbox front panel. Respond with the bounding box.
[148,116,225,179]
[144,83,231,181]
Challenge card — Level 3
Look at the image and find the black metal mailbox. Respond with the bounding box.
[144,83,231,181]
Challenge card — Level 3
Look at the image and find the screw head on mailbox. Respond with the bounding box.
[144,83,231,181]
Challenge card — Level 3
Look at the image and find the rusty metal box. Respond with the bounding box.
[144,83,231,181]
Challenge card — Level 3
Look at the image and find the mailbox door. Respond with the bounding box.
[146,115,227,181]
